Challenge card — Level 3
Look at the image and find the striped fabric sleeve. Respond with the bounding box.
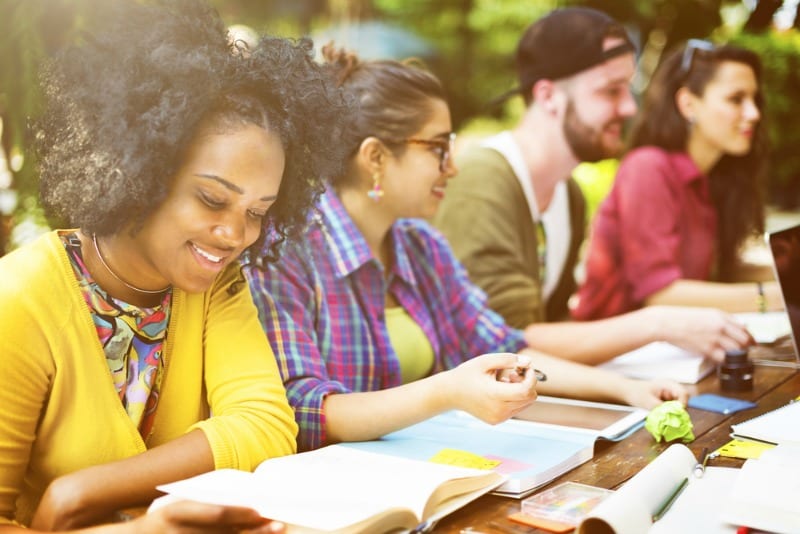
[403,221,527,369]
[245,246,348,452]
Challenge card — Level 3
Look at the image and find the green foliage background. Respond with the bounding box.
[1,0,798,253]
[730,30,800,208]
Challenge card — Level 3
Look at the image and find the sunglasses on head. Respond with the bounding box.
[680,39,715,78]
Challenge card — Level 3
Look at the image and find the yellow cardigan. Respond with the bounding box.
[0,231,298,525]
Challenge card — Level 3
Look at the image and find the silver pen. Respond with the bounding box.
[693,447,710,478]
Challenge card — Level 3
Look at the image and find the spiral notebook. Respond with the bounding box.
[730,400,800,445]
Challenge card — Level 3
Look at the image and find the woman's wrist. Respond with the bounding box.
[638,305,667,344]
[428,370,458,414]
[756,281,767,312]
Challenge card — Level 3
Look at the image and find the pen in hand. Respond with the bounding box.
[495,366,547,383]
[495,353,547,383]
[652,477,689,522]
[515,366,547,382]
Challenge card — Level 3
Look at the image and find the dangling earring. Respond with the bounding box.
[367,171,384,202]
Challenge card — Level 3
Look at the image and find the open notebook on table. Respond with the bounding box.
[730,399,800,445]
[576,444,741,534]
[343,397,646,499]
[575,444,800,534]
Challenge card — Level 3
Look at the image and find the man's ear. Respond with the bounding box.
[355,136,387,175]
[675,86,696,123]
[532,79,560,115]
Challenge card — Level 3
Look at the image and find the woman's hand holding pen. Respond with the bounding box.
[446,353,539,425]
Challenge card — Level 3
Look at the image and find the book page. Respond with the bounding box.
[720,443,800,533]
[577,444,697,534]
[598,342,714,384]
[342,410,595,498]
[648,467,739,534]
[148,493,416,534]
[156,445,501,533]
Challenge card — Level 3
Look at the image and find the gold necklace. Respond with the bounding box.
[91,233,171,295]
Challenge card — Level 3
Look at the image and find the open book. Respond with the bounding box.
[577,444,741,534]
[342,399,644,499]
[730,399,800,445]
[598,342,715,384]
[153,444,505,533]
[720,443,800,533]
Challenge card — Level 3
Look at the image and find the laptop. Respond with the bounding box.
[763,223,800,366]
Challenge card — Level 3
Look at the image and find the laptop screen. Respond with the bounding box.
[767,224,800,361]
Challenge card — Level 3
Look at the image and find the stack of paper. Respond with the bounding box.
[599,342,714,384]
[720,444,800,533]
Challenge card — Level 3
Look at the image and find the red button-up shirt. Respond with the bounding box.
[573,147,717,320]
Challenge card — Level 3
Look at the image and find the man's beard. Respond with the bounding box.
[563,99,624,162]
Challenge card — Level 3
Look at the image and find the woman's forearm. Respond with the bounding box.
[32,430,214,530]
[323,373,451,443]
[522,311,662,365]
[646,279,782,312]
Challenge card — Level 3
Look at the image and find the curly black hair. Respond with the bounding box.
[34,0,350,262]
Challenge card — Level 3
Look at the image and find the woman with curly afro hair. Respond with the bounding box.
[0,0,349,531]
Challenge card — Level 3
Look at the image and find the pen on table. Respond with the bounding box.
[651,477,689,522]
[693,447,710,478]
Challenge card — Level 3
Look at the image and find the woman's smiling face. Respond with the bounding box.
[126,122,285,294]
[688,60,761,161]
[381,98,458,220]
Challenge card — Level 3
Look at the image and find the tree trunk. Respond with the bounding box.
[793,1,800,30]
[744,0,784,32]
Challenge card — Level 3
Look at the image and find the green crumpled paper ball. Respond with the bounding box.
[645,400,695,443]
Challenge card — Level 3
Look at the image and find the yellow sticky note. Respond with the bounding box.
[716,438,775,460]
[429,448,501,470]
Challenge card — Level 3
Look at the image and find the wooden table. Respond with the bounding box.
[433,362,800,533]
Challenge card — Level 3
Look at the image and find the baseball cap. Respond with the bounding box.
[516,7,635,98]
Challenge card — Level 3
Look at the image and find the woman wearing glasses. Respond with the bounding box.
[573,41,780,321]
[245,46,688,452]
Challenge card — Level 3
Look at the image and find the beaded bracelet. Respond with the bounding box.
[756,281,767,313]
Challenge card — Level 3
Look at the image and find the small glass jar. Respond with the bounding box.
[718,348,754,391]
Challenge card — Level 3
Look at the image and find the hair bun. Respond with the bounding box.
[321,41,360,86]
